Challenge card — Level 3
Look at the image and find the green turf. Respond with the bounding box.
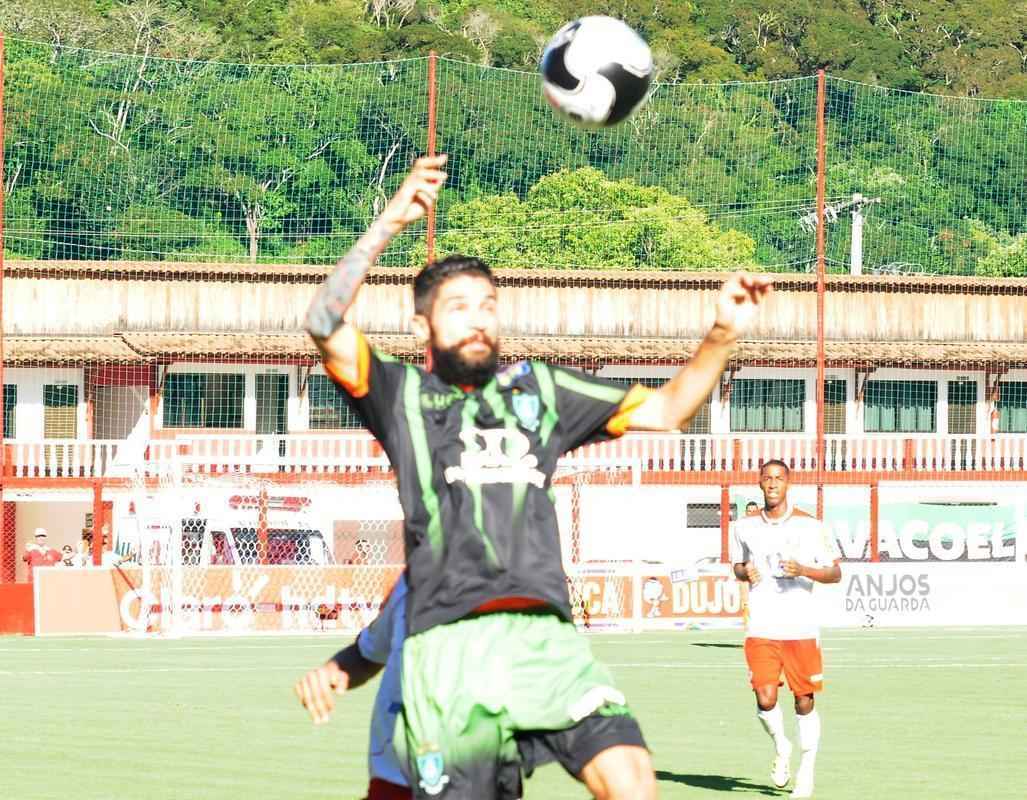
[1,627,1025,799]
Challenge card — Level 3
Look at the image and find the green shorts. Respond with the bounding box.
[398,611,640,799]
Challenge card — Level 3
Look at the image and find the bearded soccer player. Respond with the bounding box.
[731,460,842,798]
[304,154,772,800]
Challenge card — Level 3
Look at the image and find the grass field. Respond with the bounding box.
[2,626,1025,800]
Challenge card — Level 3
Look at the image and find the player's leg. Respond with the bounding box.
[744,637,792,788]
[519,713,654,800]
[363,777,413,800]
[780,639,825,799]
[506,611,655,798]
[399,619,518,799]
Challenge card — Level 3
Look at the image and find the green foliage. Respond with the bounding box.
[419,168,757,269]
[1,2,1025,275]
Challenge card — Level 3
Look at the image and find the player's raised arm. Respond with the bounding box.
[305,155,448,383]
[627,272,772,431]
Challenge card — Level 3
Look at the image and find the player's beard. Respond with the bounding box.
[431,338,499,388]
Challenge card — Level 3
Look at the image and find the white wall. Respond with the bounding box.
[3,367,87,441]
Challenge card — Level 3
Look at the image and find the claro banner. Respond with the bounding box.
[817,562,1027,627]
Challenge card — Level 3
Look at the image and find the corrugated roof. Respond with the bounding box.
[7,332,1027,367]
[7,260,1027,294]
[3,336,147,365]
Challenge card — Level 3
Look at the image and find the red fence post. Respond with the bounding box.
[815,69,827,521]
[1,33,8,497]
[720,484,731,563]
[869,481,880,562]
[426,51,439,263]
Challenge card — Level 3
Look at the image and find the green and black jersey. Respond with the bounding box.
[327,332,650,637]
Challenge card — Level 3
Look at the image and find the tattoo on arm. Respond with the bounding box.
[305,222,394,340]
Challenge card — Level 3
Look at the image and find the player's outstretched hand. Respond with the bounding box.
[294,660,350,725]
[379,154,448,232]
[715,272,773,337]
[744,561,762,587]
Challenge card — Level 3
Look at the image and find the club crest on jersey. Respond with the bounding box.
[496,360,531,388]
[444,427,546,488]
[512,392,541,432]
[416,748,450,796]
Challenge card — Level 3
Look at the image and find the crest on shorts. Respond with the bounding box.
[511,392,541,432]
[416,748,450,796]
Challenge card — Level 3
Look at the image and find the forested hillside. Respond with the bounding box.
[1,1,1025,274]
[4,0,1025,96]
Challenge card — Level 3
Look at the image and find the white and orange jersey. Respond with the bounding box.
[730,504,841,640]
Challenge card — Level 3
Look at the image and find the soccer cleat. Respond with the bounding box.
[771,740,792,789]
[789,761,814,798]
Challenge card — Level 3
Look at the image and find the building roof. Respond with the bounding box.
[7,259,1027,294]
[7,332,1027,369]
[3,336,148,365]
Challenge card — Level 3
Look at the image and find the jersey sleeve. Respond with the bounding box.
[545,366,652,454]
[323,330,406,444]
[811,521,842,566]
[357,573,407,665]
[729,522,750,565]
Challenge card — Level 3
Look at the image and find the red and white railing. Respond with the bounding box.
[3,432,1026,479]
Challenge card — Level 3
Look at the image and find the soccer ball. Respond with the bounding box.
[539,16,654,128]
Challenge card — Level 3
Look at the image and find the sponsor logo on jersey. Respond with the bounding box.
[444,427,546,488]
[421,389,463,411]
[496,360,531,388]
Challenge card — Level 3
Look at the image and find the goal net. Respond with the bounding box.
[113,462,402,636]
[556,461,745,632]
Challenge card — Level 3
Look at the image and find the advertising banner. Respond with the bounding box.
[818,562,1027,627]
[111,565,402,634]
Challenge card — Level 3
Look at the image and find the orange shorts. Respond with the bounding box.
[744,637,824,696]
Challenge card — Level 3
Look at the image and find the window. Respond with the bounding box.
[605,376,711,433]
[730,379,805,432]
[686,502,735,528]
[864,380,936,433]
[163,373,244,429]
[308,375,364,430]
[44,384,78,438]
[947,380,977,435]
[824,379,846,434]
[3,384,15,438]
[998,382,1027,433]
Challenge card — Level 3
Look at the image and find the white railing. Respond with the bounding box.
[4,433,1027,478]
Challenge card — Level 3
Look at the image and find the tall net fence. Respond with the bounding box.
[5,40,1023,275]
[2,37,1026,633]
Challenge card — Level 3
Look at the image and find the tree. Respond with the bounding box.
[418,167,758,269]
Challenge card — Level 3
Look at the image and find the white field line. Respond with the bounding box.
[2,660,1027,676]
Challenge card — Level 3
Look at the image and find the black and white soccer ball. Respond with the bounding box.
[539,16,654,128]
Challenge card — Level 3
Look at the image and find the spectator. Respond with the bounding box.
[61,545,75,567]
[22,528,62,582]
[746,501,760,517]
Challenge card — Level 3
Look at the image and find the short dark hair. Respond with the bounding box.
[413,255,495,317]
[760,459,790,477]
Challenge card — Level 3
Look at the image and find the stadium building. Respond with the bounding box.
[2,261,1025,595]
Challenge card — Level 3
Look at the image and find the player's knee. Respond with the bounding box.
[795,693,815,715]
[755,685,778,710]
[581,745,656,800]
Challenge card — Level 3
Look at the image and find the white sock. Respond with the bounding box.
[796,709,821,770]
[757,704,790,755]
